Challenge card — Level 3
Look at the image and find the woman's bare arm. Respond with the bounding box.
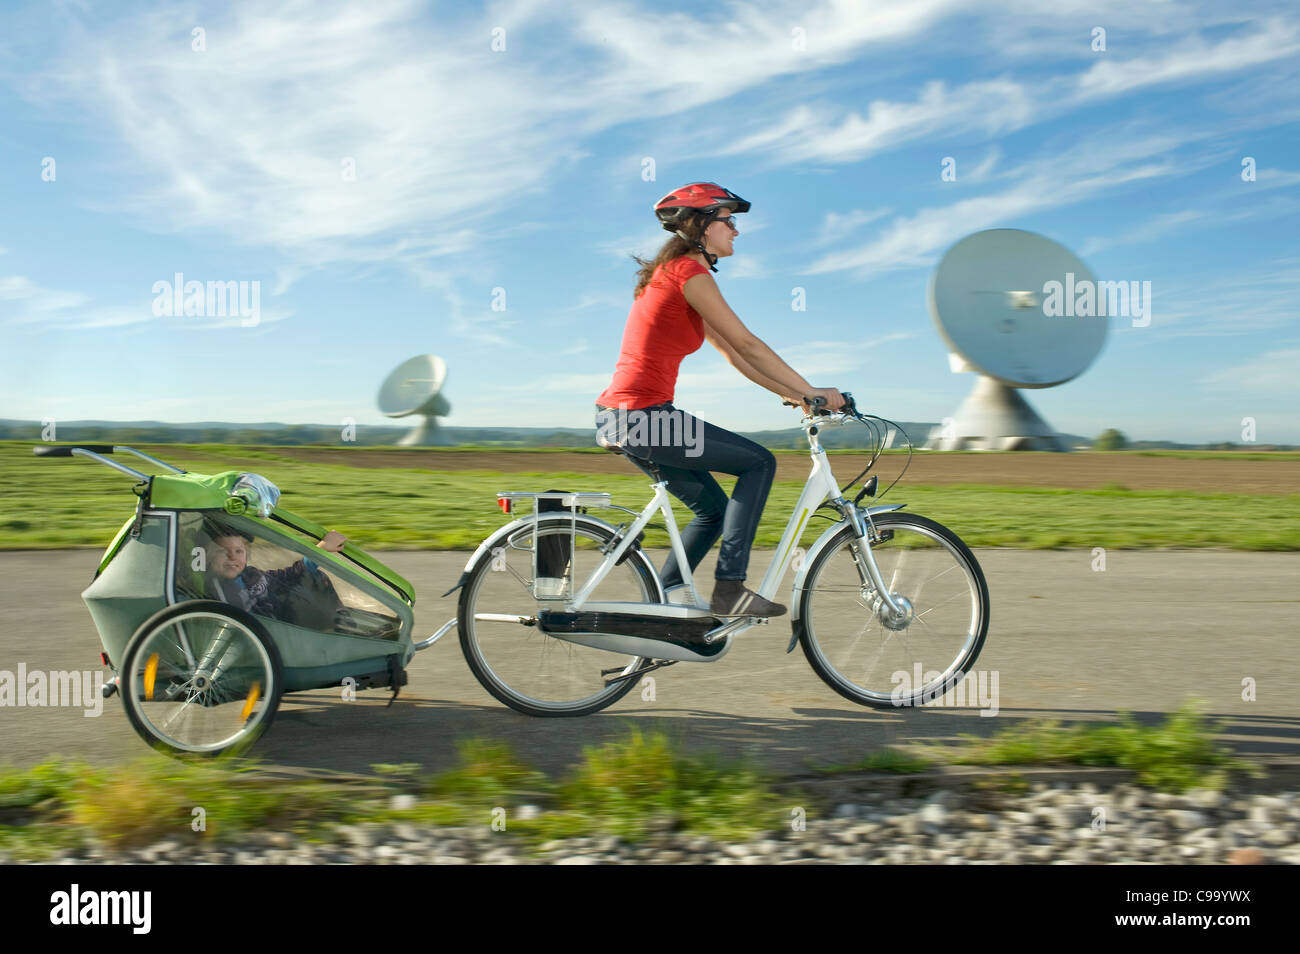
[684,272,844,408]
[702,324,800,401]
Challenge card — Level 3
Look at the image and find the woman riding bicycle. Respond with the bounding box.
[595,181,845,618]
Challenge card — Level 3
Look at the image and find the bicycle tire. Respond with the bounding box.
[796,512,990,709]
[119,600,284,757]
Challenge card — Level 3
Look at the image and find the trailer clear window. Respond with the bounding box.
[174,513,400,640]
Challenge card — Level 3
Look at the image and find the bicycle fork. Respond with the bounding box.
[842,505,911,627]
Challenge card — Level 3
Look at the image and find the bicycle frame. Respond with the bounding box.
[564,414,908,636]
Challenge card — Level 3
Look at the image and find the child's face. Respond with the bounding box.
[207,535,249,579]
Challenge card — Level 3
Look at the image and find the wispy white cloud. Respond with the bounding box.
[414,270,517,348]
[26,2,1296,293]
[724,254,764,279]
[1246,167,1300,192]
[1201,344,1300,395]
[770,331,920,377]
[0,274,90,312]
[25,0,964,275]
[172,309,294,331]
[564,0,964,120]
[814,208,891,246]
[272,266,311,296]
[1152,260,1300,338]
[0,270,296,330]
[803,131,1201,277]
[27,1,566,267]
[3,295,293,333]
[1080,210,1207,257]
[966,147,1002,184]
[1080,162,1300,252]
[721,79,1036,166]
[719,18,1300,170]
[556,291,627,316]
[505,371,611,395]
[1073,17,1300,98]
[599,228,667,263]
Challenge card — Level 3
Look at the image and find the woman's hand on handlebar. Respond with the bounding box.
[807,388,846,412]
[782,388,847,415]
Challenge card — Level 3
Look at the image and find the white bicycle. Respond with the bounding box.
[446,394,990,717]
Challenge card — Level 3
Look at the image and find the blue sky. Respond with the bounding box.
[1,0,1298,444]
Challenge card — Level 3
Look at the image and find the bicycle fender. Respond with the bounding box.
[785,504,906,653]
[441,513,622,598]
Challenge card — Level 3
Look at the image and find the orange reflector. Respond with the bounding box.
[144,653,159,698]
[497,497,512,514]
[241,681,262,722]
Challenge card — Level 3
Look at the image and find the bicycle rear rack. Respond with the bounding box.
[495,492,615,602]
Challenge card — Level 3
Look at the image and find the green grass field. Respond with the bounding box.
[2,441,1297,551]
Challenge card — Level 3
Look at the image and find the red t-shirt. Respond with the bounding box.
[596,256,711,409]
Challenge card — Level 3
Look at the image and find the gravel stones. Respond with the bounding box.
[13,783,1300,865]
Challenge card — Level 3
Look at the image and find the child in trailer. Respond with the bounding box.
[199,520,346,626]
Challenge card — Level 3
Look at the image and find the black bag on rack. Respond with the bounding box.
[535,488,574,581]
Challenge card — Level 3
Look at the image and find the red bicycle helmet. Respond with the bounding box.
[654,182,751,232]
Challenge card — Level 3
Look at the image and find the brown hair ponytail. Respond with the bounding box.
[630,214,710,299]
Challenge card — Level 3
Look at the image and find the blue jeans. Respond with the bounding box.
[594,403,776,585]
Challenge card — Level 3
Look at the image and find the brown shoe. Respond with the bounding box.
[710,579,786,618]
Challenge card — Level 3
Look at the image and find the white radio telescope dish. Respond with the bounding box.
[926,229,1107,451]
[378,354,451,446]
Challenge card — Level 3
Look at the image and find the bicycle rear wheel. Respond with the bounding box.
[458,516,664,717]
[796,512,989,709]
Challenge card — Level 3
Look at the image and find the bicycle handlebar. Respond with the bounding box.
[782,392,857,418]
[777,394,912,500]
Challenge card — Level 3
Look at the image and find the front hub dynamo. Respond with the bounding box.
[874,593,914,631]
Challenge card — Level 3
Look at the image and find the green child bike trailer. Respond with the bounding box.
[34,444,450,757]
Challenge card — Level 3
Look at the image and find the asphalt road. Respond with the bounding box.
[2,548,1297,778]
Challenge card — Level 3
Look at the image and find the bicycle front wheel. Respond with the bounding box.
[458,516,664,717]
[119,601,284,756]
[796,512,989,709]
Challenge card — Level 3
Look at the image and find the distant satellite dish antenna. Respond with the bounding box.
[377,355,451,446]
[926,229,1106,451]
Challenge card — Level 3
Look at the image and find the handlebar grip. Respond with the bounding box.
[33,444,115,457]
[782,394,857,417]
[805,395,831,416]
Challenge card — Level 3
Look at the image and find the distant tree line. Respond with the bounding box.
[2,420,1293,452]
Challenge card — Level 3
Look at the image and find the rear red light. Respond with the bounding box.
[100,651,110,667]
[497,497,512,514]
